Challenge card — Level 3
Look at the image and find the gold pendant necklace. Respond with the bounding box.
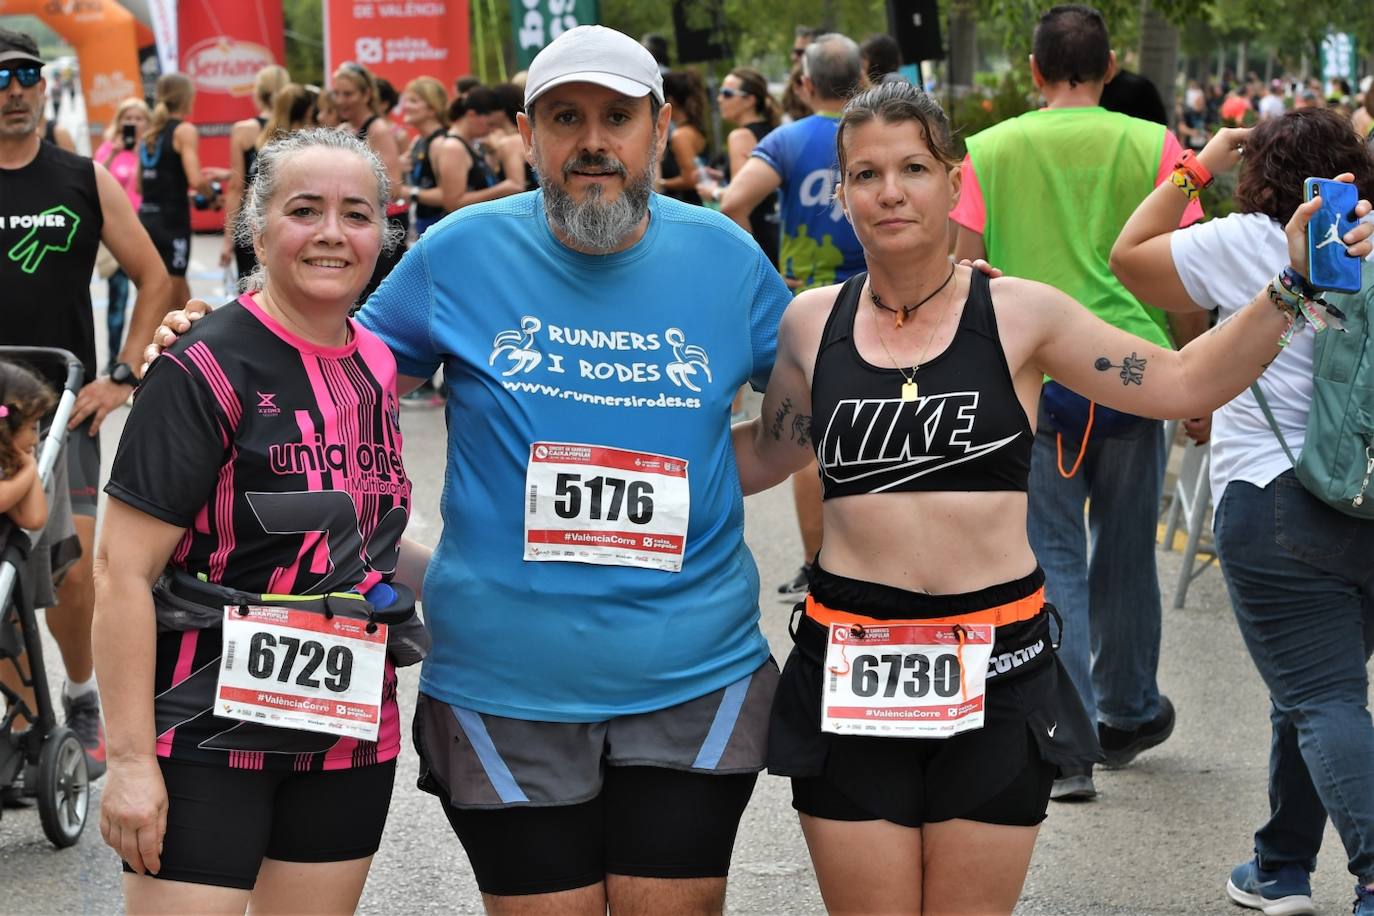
[869,276,954,403]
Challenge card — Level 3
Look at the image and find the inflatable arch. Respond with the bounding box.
[3,0,153,146]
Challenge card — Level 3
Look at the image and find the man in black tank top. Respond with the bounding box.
[0,27,172,780]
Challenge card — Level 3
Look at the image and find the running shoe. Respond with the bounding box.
[776,565,810,601]
[1225,858,1314,916]
[1049,766,1097,802]
[63,691,107,780]
[1354,883,1374,916]
[1098,695,1176,769]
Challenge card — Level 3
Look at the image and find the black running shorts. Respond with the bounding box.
[139,214,191,278]
[767,563,1101,829]
[120,757,396,889]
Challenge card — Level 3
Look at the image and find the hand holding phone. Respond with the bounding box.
[1305,177,1363,292]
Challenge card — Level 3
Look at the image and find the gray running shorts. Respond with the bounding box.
[414,660,779,809]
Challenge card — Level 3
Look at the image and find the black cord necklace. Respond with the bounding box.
[869,263,956,329]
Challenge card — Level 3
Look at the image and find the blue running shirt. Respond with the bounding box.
[750,113,866,291]
[358,192,792,721]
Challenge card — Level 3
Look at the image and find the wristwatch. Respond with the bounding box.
[108,361,139,388]
[409,188,420,204]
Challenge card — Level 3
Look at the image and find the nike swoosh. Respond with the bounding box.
[840,434,1024,492]
[1048,723,1058,738]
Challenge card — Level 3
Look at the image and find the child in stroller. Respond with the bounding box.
[0,352,90,847]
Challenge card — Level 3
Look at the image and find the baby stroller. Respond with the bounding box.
[0,346,89,848]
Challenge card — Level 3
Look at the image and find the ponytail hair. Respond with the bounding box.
[728,68,781,129]
[258,83,320,150]
[254,65,290,111]
[663,69,709,135]
[144,73,195,154]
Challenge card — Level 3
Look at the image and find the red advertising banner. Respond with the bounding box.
[324,0,471,92]
[178,0,287,232]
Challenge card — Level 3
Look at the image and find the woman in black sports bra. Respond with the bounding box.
[138,73,218,317]
[222,65,288,280]
[397,76,451,237]
[333,62,406,302]
[732,80,1374,916]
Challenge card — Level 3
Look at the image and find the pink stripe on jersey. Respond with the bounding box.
[321,737,359,771]
[184,342,242,430]
[266,410,327,593]
[373,664,402,753]
[163,352,229,448]
[155,630,200,757]
[228,750,266,770]
[207,448,238,583]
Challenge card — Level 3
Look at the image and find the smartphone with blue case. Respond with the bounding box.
[1305,177,1363,293]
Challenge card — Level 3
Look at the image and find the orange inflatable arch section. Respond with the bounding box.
[6,0,151,146]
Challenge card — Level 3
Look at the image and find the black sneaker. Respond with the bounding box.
[63,691,107,780]
[1049,765,1097,802]
[776,565,810,601]
[1098,695,1175,769]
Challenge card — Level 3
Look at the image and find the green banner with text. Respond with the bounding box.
[510,0,600,68]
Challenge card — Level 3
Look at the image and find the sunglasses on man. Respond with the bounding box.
[0,66,42,90]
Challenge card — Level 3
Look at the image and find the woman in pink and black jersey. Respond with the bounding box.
[93,128,430,913]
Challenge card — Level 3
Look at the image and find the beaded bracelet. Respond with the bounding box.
[1267,268,1349,348]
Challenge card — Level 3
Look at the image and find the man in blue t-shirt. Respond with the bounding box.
[723,32,866,293]
[153,26,792,907]
[722,32,867,603]
[362,26,791,910]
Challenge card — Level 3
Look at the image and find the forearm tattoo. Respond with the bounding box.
[1095,352,1147,386]
[770,398,792,440]
[769,397,812,446]
[1208,312,1237,337]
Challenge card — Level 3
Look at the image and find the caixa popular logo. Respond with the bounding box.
[355,37,384,66]
[183,38,276,96]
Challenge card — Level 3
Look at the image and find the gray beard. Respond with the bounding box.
[538,143,657,254]
[0,107,39,139]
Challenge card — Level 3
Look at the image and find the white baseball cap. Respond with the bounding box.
[524,25,664,109]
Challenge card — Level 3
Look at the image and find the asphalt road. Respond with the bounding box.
[0,236,1366,915]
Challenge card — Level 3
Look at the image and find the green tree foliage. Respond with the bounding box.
[283,0,325,87]
[599,0,889,71]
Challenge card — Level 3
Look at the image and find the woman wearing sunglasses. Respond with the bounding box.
[699,69,783,268]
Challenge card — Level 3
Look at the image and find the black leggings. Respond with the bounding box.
[438,765,758,896]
